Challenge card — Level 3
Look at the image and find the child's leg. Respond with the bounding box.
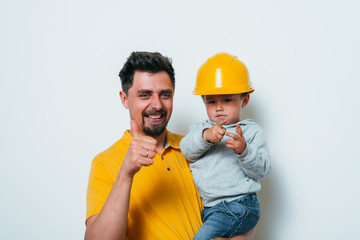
[225,193,261,237]
[193,194,260,240]
[211,224,258,240]
[193,204,233,240]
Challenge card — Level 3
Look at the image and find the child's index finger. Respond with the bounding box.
[216,119,227,127]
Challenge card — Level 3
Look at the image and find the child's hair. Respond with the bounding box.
[201,92,249,101]
[240,92,249,98]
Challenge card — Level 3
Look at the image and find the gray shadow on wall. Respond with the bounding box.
[255,174,277,240]
[242,101,280,240]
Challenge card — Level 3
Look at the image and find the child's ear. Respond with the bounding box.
[242,94,250,108]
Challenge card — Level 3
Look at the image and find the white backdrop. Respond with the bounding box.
[1,0,360,239]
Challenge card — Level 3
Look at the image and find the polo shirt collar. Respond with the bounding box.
[122,129,181,150]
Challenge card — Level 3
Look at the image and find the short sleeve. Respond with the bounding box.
[86,158,115,221]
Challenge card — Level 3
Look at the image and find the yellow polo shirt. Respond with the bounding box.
[86,130,203,240]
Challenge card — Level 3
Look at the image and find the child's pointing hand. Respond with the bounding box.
[202,119,227,143]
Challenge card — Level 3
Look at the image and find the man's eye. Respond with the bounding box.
[161,94,171,99]
[139,94,149,99]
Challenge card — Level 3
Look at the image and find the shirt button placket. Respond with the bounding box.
[161,156,170,171]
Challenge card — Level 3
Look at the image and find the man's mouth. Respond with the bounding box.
[144,110,167,122]
[142,110,168,136]
[147,114,162,119]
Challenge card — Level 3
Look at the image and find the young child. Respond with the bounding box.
[180,53,271,239]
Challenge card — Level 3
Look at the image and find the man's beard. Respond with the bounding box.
[142,109,168,136]
[143,122,167,136]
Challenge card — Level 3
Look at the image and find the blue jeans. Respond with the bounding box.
[193,193,260,240]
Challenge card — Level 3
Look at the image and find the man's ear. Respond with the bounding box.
[119,91,129,109]
[242,94,250,108]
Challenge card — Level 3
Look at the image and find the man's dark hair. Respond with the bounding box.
[119,51,175,95]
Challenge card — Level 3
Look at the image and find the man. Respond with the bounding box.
[85,51,257,240]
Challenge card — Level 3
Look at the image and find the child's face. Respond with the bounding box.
[203,94,249,124]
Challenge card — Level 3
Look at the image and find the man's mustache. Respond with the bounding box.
[143,109,167,116]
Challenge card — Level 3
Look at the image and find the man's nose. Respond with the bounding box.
[150,96,162,110]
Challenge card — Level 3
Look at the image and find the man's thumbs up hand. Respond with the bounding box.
[120,120,157,178]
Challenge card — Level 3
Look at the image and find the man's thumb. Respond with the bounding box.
[130,120,141,137]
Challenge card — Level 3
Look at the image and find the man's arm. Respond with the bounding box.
[85,173,133,240]
[85,120,157,240]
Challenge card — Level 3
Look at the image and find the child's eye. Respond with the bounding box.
[224,99,232,102]
[207,101,215,104]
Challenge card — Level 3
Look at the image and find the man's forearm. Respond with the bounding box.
[84,172,133,240]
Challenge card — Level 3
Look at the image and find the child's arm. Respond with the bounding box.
[225,123,271,180]
[180,120,225,162]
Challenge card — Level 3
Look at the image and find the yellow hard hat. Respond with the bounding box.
[193,53,254,95]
